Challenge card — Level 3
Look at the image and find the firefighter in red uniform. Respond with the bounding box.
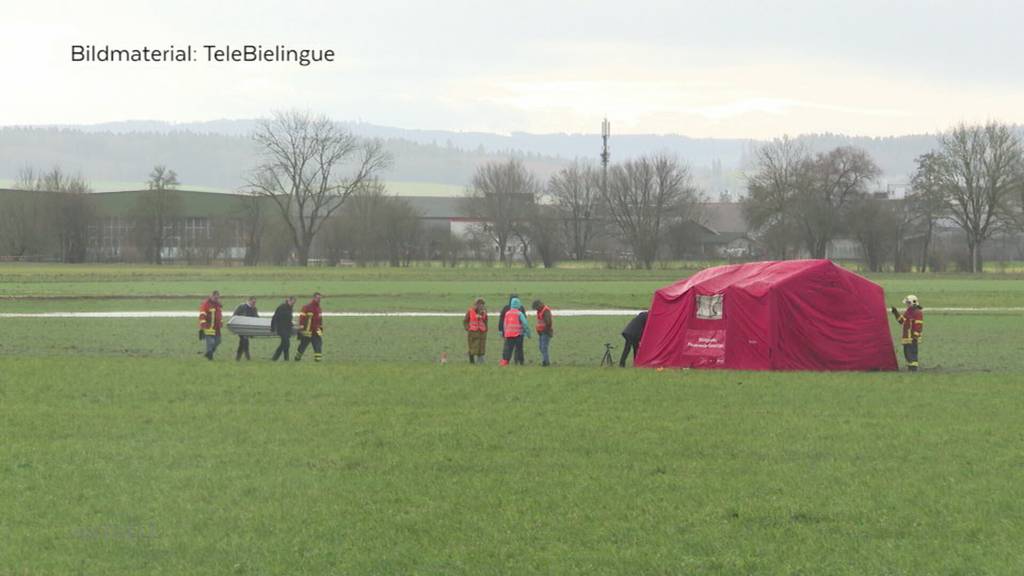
[295,292,324,362]
[198,290,223,360]
[891,294,924,371]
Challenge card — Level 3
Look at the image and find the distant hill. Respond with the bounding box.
[0,126,567,192]
[2,120,1000,193]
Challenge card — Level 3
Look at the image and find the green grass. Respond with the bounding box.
[3,358,1024,574]
[3,264,1023,573]
[3,264,1024,312]
[0,312,1015,372]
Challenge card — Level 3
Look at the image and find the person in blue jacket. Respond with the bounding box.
[499,297,531,366]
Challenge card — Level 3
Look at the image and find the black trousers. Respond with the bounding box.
[502,336,524,365]
[620,336,639,367]
[296,335,323,361]
[236,336,251,360]
[903,341,919,371]
[272,334,290,361]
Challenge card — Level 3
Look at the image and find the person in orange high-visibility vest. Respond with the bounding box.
[498,294,527,364]
[295,292,324,362]
[500,297,531,366]
[532,299,553,367]
[198,290,223,361]
[891,294,924,371]
[463,297,488,364]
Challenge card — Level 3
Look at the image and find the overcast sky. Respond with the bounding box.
[2,0,1021,139]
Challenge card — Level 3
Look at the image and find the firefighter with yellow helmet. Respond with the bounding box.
[891,294,924,371]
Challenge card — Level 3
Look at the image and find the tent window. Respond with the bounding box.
[696,294,723,320]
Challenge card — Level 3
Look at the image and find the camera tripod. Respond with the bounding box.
[600,343,616,367]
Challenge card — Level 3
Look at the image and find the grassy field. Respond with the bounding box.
[0,314,1018,372]
[2,263,1023,573]
[3,359,1024,574]
[3,263,1024,312]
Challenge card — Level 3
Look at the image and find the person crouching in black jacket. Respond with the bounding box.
[620,311,648,367]
[270,296,296,361]
[233,297,259,361]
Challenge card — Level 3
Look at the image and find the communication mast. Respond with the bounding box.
[600,117,610,192]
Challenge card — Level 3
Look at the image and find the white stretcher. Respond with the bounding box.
[226,315,296,337]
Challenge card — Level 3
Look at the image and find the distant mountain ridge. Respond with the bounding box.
[2,119,998,192]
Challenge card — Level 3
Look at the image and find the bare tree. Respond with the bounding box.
[49,172,94,263]
[798,147,881,258]
[744,140,880,259]
[908,152,949,272]
[462,159,539,265]
[888,196,919,273]
[743,136,809,259]
[248,110,391,266]
[239,194,265,266]
[525,201,563,268]
[7,166,94,262]
[1,170,48,259]
[512,227,534,268]
[603,154,698,269]
[331,185,388,265]
[548,162,602,260]
[428,228,465,268]
[2,167,47,256]
[327,184,421,266]
[133,165,181,264]
[921,122,1024,273]
[848,194,898,272]
[379,196,422,267]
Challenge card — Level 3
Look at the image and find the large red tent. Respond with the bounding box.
[635,259,898,371]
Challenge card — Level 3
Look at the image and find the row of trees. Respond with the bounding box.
[240,115,1024,271]
[321,185,422,266]
[742,122,1024,272]
[743,140,881,260]
[0,167,93,262]
[4,110,1020,271]
[462,156,701,269]
[0,164,234,264]
[244,110,704,269]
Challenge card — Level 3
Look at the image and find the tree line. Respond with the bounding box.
[742,122,1024,273]
[2,111,1022,272]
